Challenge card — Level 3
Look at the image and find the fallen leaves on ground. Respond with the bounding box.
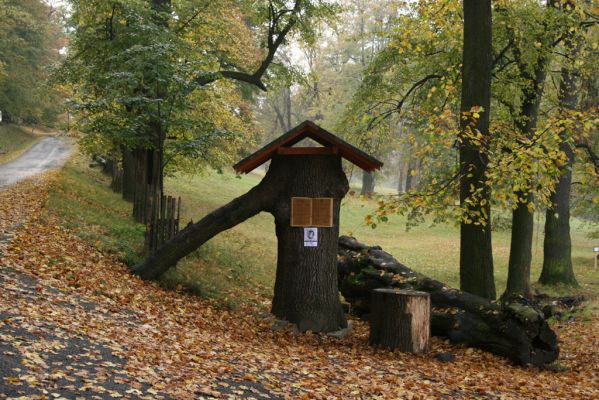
[1,175,598,399]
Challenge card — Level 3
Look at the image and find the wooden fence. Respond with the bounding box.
[133,183,181,256]
[110,169,124,194]
[133,183,153,224]
[145,193,181,256]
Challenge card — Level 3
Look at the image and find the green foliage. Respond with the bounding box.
[58,0,256,172]
[0,0,65,124]
[341,0,599,230]
[60,0,339,175]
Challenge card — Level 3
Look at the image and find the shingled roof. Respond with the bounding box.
[233,120,384,174]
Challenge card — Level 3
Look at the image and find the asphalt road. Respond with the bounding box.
[0,136,73,189]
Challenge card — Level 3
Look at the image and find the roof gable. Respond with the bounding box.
[233,120,384,174]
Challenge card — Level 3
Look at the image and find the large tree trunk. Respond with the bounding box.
[458,0,495,299]
[132,147,150,222]
[271,155,349,332]
[360,170,375,195]
[133,154,349,332]
[337,236,559,367]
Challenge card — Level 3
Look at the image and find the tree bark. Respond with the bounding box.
[458,0,495,299]
[539,139,578,286]
[121,146,136,202]
[360,170,375,195]
[271,155,349,332]
[132,154,349,332]
[506,198,534,296]
[338,236,559,367]
[369,289,430,353]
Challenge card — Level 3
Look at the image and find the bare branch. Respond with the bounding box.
[365,74,443,131]
[195,0,303,92]
[492,39,513,69]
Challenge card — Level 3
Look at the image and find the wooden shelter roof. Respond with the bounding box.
[233,120,384,174]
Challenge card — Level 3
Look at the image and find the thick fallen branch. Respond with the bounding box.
[337,236,559,367]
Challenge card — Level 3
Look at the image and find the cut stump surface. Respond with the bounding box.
[369,289,431,353]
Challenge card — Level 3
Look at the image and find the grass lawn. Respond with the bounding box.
[0,124,41,164]
[47,153,599,308]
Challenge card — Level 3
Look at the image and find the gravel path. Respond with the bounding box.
[0,137,73,189]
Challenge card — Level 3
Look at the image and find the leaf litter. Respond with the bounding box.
[0,174,598,399]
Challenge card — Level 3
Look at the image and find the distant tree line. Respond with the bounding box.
[0,0,65,125]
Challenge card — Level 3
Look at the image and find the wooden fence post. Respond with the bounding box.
[142,188,181,257]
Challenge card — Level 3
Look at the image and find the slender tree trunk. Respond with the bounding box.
[538,5,580,287]
[405,157,415,192]
[131,176,274,279]
[506,198,535,295]
[458,0,495,299]
[284,87,292,131]
[505,32,548,297]
[360,171,375,195]
[397,161,404,193]
[122,146,136,202]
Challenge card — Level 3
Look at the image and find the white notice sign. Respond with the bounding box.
[594,246,599,252]
[304,227,318,247]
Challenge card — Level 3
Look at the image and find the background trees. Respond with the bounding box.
[61,0,338,210]
[6,0,594,298]
[0,0,65,125]
[332,0,598,296]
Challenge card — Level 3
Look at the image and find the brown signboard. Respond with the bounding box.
[312,198,333,227]
[290,197,333,227]
[291,197,312,227]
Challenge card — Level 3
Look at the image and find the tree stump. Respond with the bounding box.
[369,289,430,353]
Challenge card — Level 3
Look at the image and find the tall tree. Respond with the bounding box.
[62,0,336,210]
[537,0,598,286]
[458,0,495,299]
[501,1,555,297]
[539,24,581,287]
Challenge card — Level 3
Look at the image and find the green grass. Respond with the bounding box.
[46,154,599,308]
[46,155,146,266]
[0,124,41,163]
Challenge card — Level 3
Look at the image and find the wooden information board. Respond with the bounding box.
[312,198,333,227]
[291,197,333,227]
[291,197,312,227]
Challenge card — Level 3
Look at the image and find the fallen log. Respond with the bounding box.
[337,236,559,367]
